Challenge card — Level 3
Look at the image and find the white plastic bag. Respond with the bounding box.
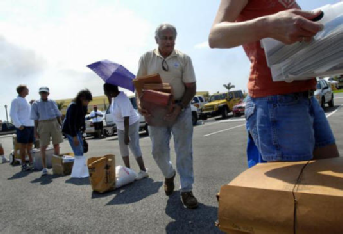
[70,156,89,178]
[115,166,137,188]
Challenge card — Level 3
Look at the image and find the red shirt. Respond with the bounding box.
[237,0,316,98]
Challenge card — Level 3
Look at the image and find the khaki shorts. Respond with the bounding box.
[37,119,63,147]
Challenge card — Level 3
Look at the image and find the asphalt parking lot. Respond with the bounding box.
[1,93,342,234]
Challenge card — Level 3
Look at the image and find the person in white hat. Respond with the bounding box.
[31,86,63,176]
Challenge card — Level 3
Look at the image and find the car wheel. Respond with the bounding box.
[200,114,207,121]
[321,97,326,109]
[192,112,198,126]
[221,107,229,119]
[328,95,334,107]
[145,125,149,136]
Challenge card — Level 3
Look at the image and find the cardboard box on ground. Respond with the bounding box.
[52,153,74,176]
[218,157,343,234]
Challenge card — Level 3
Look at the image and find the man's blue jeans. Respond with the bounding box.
[149,106,194,192]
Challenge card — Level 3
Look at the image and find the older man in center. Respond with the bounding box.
[137,24,198,209]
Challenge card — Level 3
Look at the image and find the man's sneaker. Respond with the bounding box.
[1,156,8,164]
[21,164,28,171]
[181,191,199,209]
[164,170,176,196]
[136,170,149,180]
[28,162,35,171]
[41,168,48,176]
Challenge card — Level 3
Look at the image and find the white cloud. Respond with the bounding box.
[0,1,154,120]
[194,41,209,49]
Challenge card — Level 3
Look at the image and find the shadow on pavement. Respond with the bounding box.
[7,170,31,180]
[104,178,162,205]
[65,177,90,185]
[165,191,222,234]
[31,174,60,185]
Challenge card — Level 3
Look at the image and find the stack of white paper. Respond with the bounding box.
[261,2,343,82]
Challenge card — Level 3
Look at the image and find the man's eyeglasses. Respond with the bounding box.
[162,59,169,72]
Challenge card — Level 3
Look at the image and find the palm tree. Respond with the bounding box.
[56,101,66,111]
[223,82,235,91]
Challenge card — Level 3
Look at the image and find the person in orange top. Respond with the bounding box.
[209,0,339,163]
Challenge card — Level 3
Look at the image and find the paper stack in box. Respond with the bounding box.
[217,157,343,234]
[261,2,343,82]
[52,153,74,176]
[133,74,175,127]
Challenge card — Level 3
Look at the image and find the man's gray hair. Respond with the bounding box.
[155,24,177,39]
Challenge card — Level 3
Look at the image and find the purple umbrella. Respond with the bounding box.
[87,60,135,92]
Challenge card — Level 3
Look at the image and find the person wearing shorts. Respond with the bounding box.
[31,87,63,176]
[103,83,148,180]
[10,85,35,171]
[209,0,339,163]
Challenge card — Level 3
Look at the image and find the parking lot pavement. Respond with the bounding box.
[0,93,342,233]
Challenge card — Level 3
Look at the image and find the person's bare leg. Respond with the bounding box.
[40,145,48,168]
[27,143,33,163]
[53,144,60,156]
[136,156,146,171]
[20,144,27,165]
[122,156,130,168]
[313,144,340,160]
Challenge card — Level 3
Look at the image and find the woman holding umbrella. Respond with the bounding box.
[62,89,92,178]
[104,83,148,180]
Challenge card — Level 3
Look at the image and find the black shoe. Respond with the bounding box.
[21,164,28,171]
[181,191,199,209]
[27,162,34,171]
[164,171,176,196]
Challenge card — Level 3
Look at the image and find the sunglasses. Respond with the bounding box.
[162,59,169,72]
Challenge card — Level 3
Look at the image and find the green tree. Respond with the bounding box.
[223,82,235,91]
[56,101,66,111]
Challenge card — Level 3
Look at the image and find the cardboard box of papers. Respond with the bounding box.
[218,157,343,234]
[52,153,74,176]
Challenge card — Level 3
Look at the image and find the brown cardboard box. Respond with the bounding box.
[218,158,343,234]
[52,153,74,176]
[133,73,162,98]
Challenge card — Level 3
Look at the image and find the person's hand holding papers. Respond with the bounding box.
[267,9,323,44]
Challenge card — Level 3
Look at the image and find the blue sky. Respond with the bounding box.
[0,0,340,121]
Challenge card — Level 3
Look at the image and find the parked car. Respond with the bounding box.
[338,75,343,89]
[0,122,15,132]
[103,108,117,137]
[200,90,244,120]
[190,104,200,126]
[191,95,207,109]
[315,79,334,108]
[232,96,248,117]
[324,77,339,90]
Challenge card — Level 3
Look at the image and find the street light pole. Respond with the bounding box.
[4,105,8,122]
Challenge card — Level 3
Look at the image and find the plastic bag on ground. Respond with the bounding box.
[115,166,137,188]
[71,156,89,178]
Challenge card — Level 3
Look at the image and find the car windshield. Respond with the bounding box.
[192,97,199,104]
[209,94,224,102]
[130,97,138,109]
[316,82,321,89]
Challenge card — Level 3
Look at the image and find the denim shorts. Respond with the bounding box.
[17,127,35,144]
[245,93,336,162]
